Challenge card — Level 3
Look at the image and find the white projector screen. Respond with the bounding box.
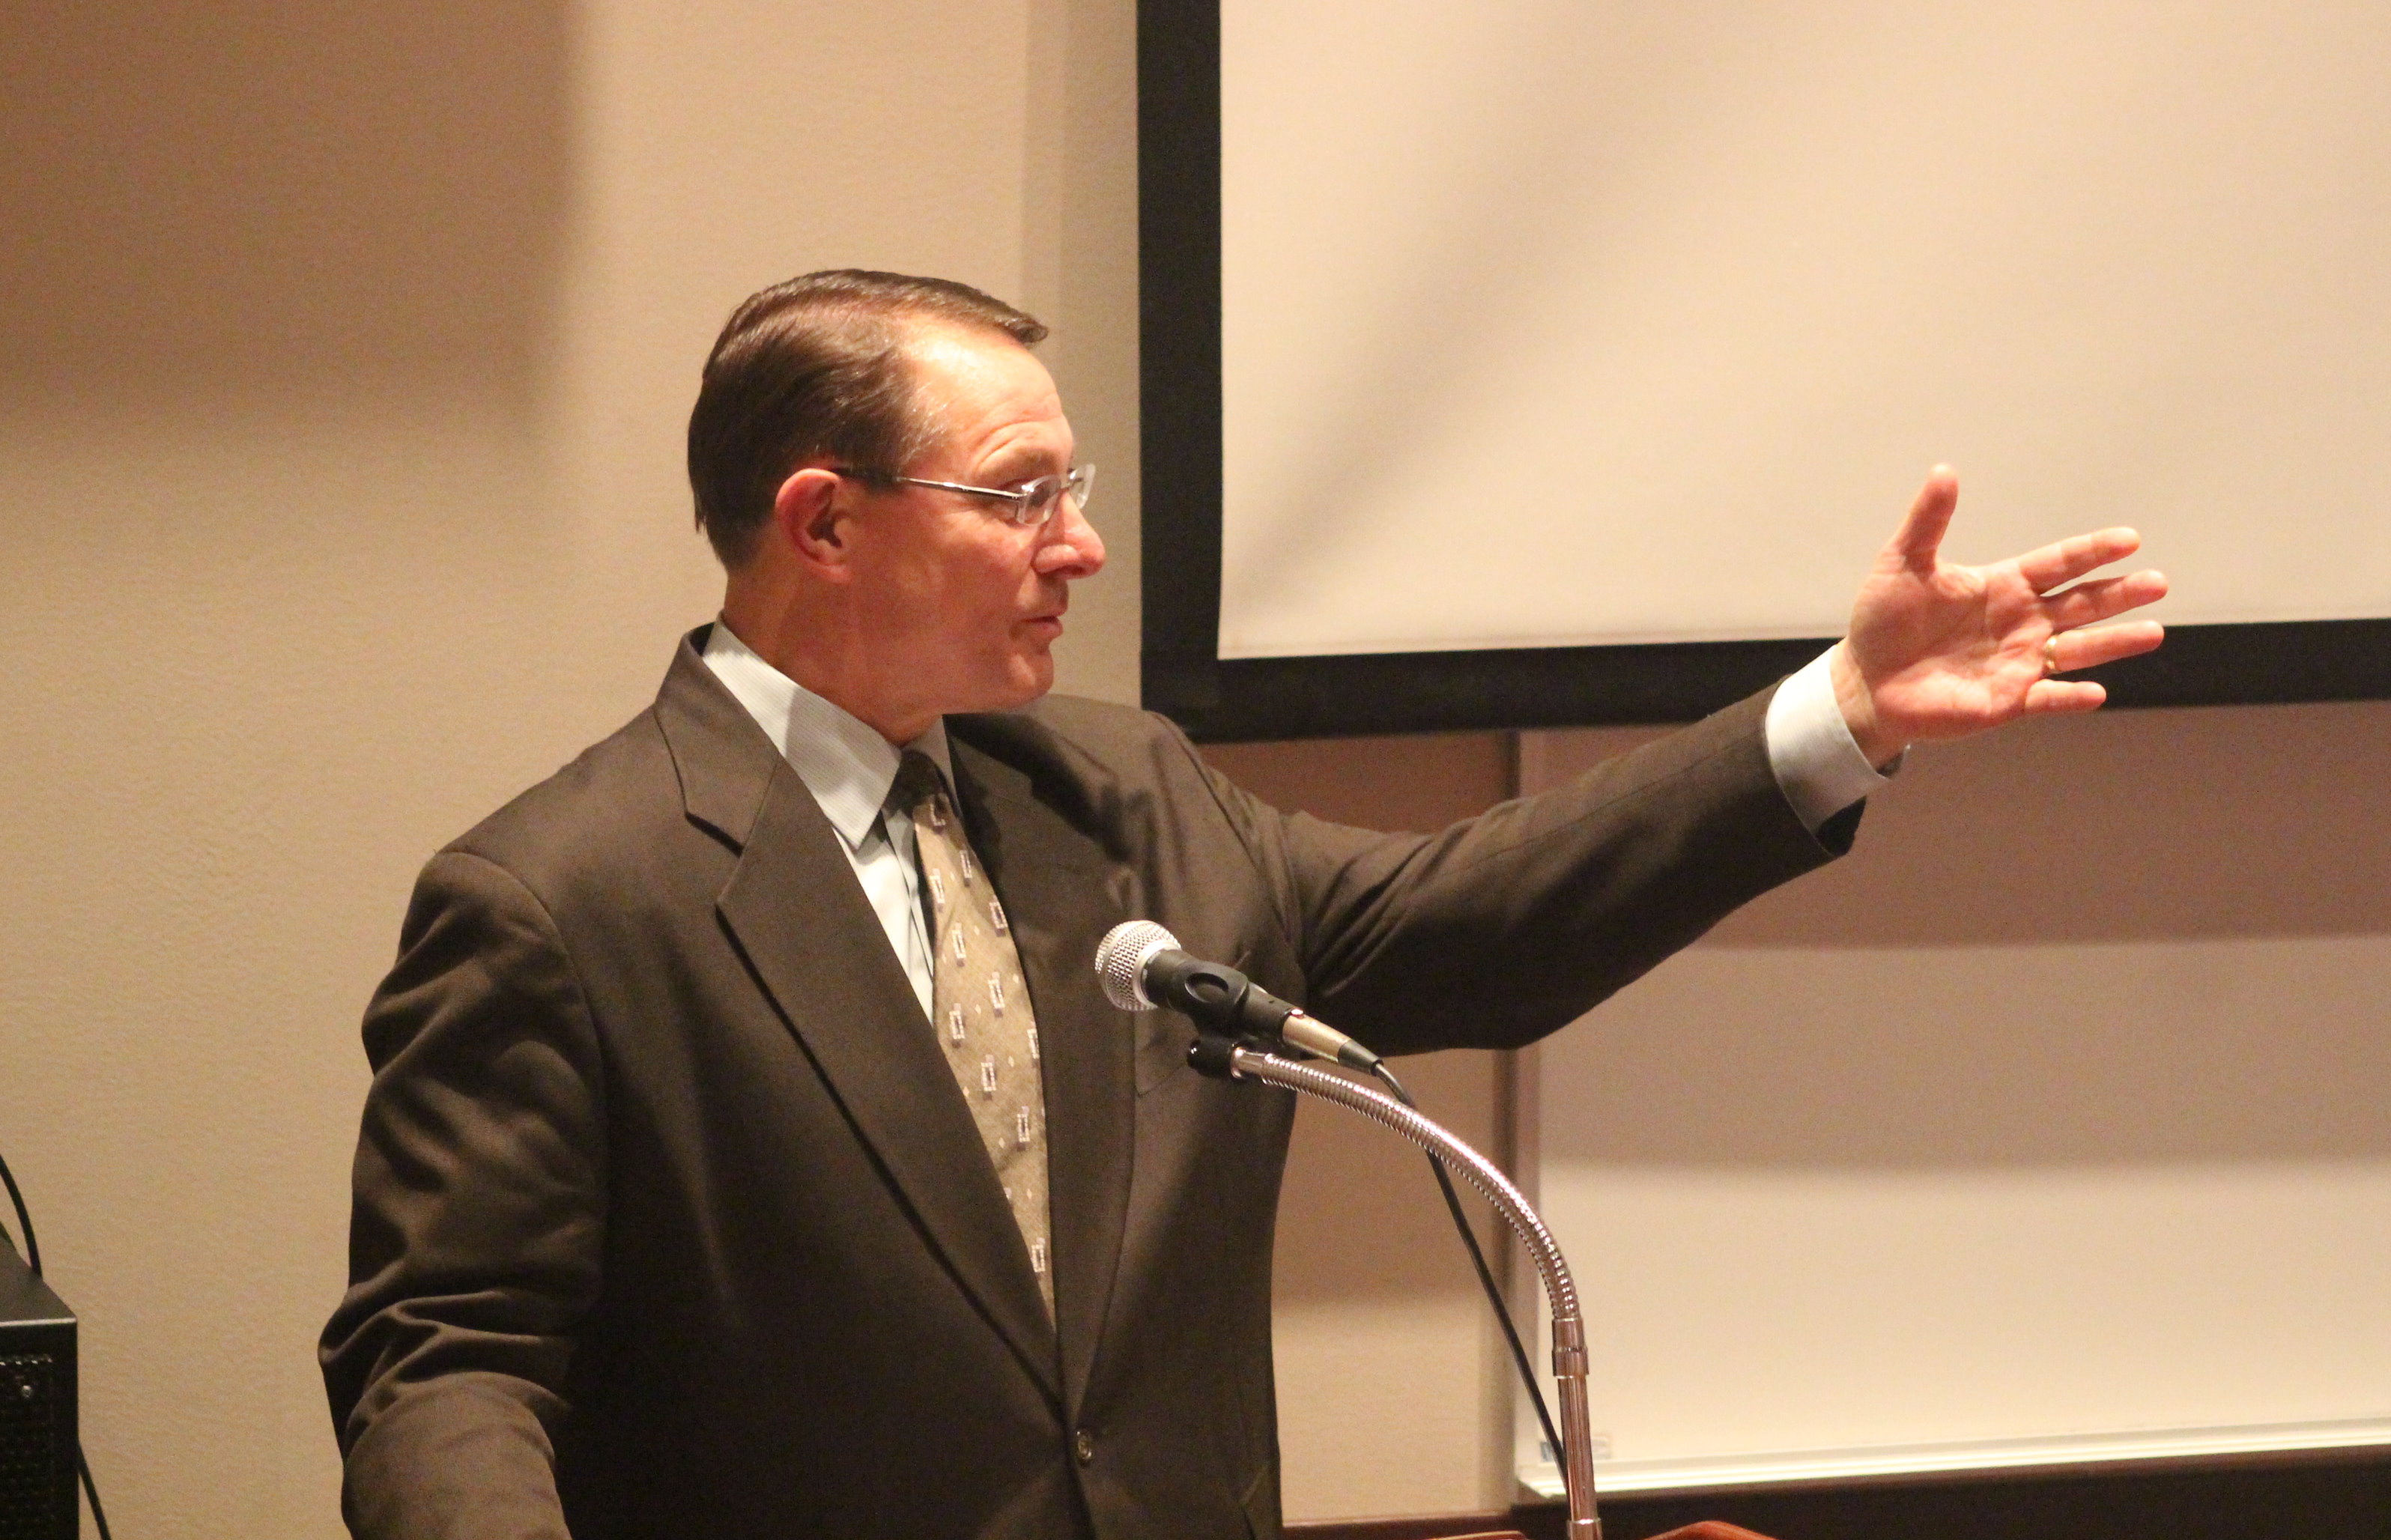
[1139,0,2391,739]
[1216,0,2391,658]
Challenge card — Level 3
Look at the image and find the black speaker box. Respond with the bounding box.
[0,1240,74,1540]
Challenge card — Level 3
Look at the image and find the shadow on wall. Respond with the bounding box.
[1539,698,2391,948]
[0,2,572,415]
[1527,698,2391,1169]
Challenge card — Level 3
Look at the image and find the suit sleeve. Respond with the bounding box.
[320,849,608,1540]
[1183,688,1855,1055]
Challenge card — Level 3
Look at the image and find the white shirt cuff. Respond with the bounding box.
[1764,646,1898,832]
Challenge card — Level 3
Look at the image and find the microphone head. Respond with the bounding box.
[1094,919,1180,1012]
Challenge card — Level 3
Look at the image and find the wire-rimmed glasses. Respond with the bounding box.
[832,464,1094,529]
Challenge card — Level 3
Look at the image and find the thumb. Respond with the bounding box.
[1885,465,1960,569]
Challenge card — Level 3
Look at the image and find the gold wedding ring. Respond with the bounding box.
[2041,635,2063,676]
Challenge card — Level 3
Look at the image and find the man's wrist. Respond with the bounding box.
[1765,648,1900,832]
[1828,640,1906,770]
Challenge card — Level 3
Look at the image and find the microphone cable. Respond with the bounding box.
[1091,921,1568,1468]
[0,1146,38,1280]
[1360,1061,1567,1479]
[0,1145,116,1540]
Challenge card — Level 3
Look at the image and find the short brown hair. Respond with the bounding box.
[685,270,1048,567]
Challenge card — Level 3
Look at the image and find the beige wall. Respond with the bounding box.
[0,3,1135,1534]
[1521,701,2391,1472]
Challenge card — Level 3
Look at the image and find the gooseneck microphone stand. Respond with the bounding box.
[1188,1029,1604,1540]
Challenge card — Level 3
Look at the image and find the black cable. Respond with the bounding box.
[0,1145,115,1540]
[79,1446,112,1540]
[0,1146,40,1278]
[1364,1061,1567,1473]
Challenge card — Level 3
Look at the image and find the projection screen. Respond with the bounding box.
[1139,0,2391,740]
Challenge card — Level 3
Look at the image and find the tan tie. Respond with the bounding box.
[891,751,1054,1317]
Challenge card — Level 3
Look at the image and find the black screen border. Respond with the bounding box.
[1135,0,2391,742]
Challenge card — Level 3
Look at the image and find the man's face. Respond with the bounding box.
[836,326,1105,733]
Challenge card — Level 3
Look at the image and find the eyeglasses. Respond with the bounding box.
[831,463,1095,529]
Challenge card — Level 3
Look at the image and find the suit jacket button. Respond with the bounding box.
[1073,1429,1095,1465]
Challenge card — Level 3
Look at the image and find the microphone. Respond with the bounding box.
[1094,921,1381,1070]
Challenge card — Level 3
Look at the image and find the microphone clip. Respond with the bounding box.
[1165,957,1299,1082]
[1187,1026,1250,1081]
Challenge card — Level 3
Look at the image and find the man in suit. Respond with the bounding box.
[321,270,2166,1539]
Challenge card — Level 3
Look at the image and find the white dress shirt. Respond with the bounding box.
[1763,644,1898,828]
[702,622,946,1021]
[701,622,1892,1017]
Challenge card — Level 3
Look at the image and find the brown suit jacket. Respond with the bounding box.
[321,631,1850,1540]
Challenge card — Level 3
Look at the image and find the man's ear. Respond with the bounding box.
[773,467,853,577]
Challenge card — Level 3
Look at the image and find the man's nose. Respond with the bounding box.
[1037,496,1106,578]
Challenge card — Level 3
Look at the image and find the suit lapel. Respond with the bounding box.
[657,640,1061,1400]
[948,739,1136,1420]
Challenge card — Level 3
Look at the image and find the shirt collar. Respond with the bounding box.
[699,620,954,852]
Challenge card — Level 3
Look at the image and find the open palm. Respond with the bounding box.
[1831,467,2169,766]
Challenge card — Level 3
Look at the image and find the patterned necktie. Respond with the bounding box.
[891,751,1054,1317]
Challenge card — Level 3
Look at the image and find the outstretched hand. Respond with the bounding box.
[1830,467,2169,767]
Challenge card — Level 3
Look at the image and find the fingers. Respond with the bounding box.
[2023,678,2109,715]
[2046,618,2165,675]
[2041,568,2169,630]
[2016,526,2144,593]
[1885,464,1960,566]
[2026,619,2163,718]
